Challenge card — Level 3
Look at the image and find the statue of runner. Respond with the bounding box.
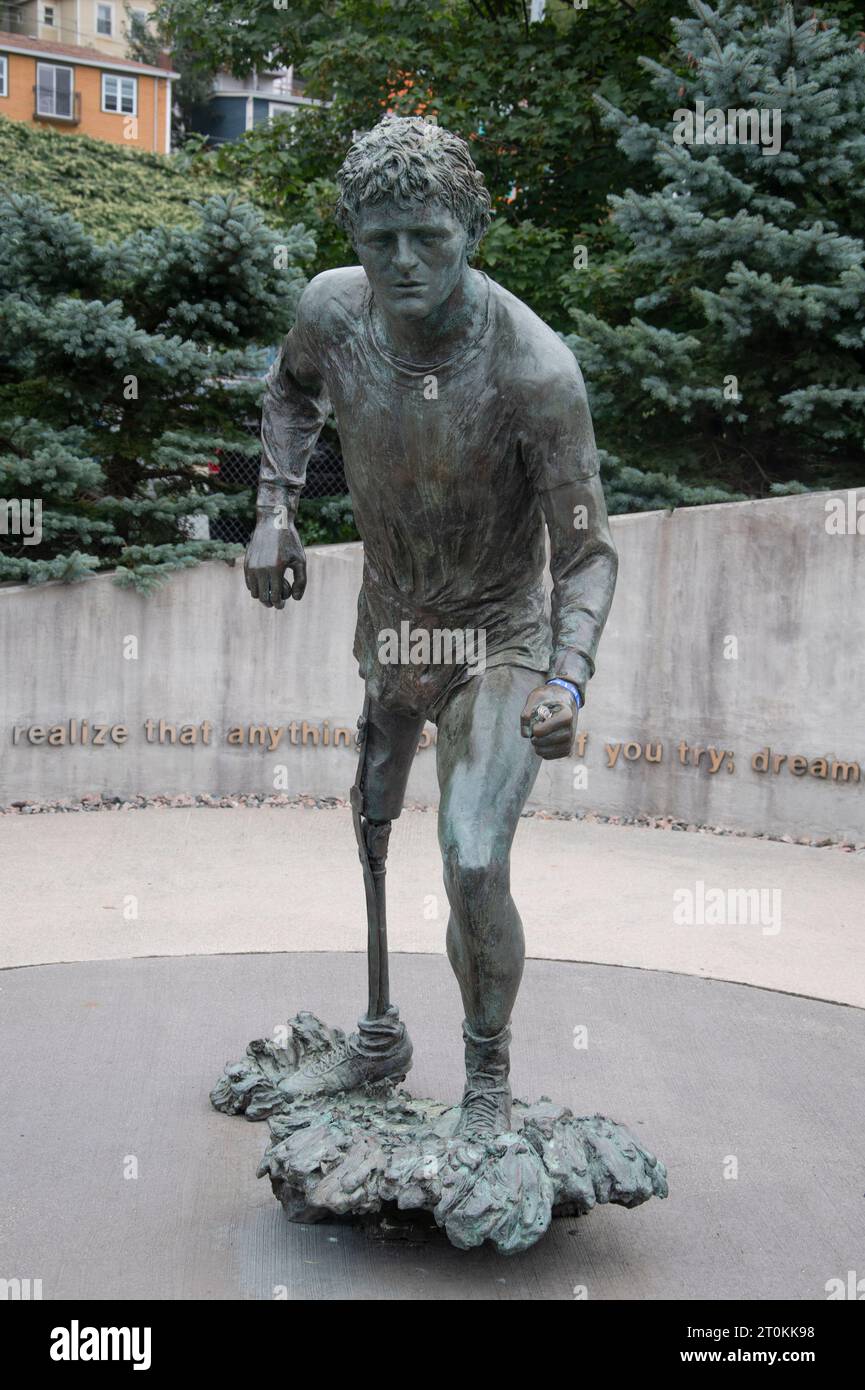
[244,115,618,1139]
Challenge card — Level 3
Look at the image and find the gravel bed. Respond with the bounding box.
[0,792,861,849]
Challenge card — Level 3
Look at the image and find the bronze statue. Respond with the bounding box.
[214,117,666,1251]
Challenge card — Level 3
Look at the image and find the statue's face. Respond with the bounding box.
[353,199,470,319]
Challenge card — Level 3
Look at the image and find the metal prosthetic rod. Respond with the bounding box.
[357,805,392,1019]
[350,696,392,1021]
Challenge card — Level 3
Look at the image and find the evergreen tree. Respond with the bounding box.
[564,0,865,509]
[0,194,314,590]
[156,0,685,326]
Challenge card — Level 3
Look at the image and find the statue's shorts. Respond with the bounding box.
[358,663,545,824]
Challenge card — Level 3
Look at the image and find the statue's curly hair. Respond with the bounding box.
[334,115,492,253]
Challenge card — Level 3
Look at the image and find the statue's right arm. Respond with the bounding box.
[245,287,331,610]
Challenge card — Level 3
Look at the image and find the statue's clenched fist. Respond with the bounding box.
[244,517,307,610]
[520,683,579,760]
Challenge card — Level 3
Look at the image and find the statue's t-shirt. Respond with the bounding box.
[259,267,611,718]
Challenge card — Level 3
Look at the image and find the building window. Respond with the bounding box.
[96,3,114,36]
[102,72,137,115]
[43,5,55,25]
[126,8,149,44]
[0,55,6,98]
[36,63,74,118]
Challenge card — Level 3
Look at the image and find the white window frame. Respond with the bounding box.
[42,5,55,26]
[96,3,114,36]
[36,62,75,117]
[0,56,7,98]
[101,71,137,116]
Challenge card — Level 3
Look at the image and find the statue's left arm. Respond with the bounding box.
[519,362,618,757]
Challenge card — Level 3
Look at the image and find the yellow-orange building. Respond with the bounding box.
[0,1,161,61]
[0,28,176,153]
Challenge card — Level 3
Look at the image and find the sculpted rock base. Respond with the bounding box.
[211,1013,668,1256]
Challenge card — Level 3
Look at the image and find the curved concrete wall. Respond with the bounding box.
[2,489,863,839]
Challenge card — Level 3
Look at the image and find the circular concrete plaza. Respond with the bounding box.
[1,946,863,1301]
[1,805,863,1300]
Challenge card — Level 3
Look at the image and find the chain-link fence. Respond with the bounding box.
[209,419,347,545]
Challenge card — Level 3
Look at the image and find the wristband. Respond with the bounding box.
[547,677,582,710]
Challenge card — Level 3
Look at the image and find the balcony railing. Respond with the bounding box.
[2,14,140,55]
[32,86,81,124]
[1,10,107,46]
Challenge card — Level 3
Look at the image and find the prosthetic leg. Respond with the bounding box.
[348,692,414,1066]
[276,693,415,1100]
[350,698,392,1022]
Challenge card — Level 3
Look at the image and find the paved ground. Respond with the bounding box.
[2,805,862,1004]
[1,951,862,1301]
[2,808,862,1299]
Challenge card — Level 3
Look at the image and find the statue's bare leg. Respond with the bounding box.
[435,665,543,1135]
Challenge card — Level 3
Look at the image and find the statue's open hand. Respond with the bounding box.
[519,684,578,760]
[244,519,307,610]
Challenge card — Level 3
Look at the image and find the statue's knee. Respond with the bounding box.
[442,841,508,909]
